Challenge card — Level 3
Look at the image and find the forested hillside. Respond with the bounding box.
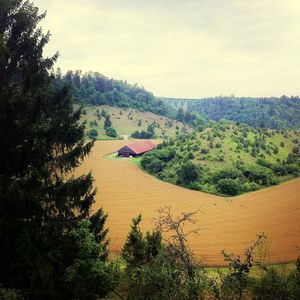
[163,96,300,129]
[54,71,208,130]
[141,120,300,196]
[54,70,176,118]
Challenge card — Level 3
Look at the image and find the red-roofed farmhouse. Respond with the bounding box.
[117,140,157,157]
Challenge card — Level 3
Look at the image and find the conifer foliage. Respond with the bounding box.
[0,1,114,298]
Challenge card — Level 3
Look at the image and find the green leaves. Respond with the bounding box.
[0,1,113,298]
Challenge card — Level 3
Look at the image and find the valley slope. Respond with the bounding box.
[141,121,300,196]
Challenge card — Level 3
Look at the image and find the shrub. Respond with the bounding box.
[147,159,165,173]
[131,129,154,139]
[256,158,272,168]
[217,179,241,196]
[286,164,300,175]
[271,164,288,176]
[178,162,199,184]
[251,268,291,299]
[201,148,209,154]
[105,127,117,138]
[104,115,112,129]
[241,182,259,192]
[187,152,195,160]
[88,129,98,139]
[213,168,244,182]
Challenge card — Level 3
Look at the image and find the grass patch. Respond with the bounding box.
[130,157,142,168]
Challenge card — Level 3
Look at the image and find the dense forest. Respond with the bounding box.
[163,96,300,129]
[54,70,176,118]
[61,73,300,130]
[141,121,300,196]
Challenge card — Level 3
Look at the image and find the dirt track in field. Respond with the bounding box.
[75,140,300,266]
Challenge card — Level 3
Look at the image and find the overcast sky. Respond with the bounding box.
[35,0,300,98]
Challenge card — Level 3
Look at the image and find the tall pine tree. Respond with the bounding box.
[0,1,115,298]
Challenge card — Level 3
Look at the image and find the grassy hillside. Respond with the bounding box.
[79,105,191,139]
[141,120,300,196]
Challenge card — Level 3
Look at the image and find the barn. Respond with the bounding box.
[117,140,157,157]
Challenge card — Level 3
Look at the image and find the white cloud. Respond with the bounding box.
[35,0,300,97]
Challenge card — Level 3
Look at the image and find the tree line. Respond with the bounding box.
[168,96,300,129]
[54,69,176,119]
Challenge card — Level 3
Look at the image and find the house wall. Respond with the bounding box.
[117,146,137,157]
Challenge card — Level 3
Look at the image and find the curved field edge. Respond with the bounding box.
[106,150,298,199]
[75,140,300,266]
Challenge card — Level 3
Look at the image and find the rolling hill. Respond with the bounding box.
[141,120,300,196]
[79,105,191,139]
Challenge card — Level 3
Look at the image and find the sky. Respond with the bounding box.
[35,0,300,98]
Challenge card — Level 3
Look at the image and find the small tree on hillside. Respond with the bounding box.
[178,162,199,184]
[104,114,112,128]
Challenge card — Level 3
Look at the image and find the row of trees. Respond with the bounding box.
[104,114,117,137]
[131,122,157,139]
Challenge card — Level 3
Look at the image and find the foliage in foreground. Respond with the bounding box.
[0,1,118,298]
[117,211,300,300]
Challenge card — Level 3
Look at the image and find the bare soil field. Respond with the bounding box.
[75,140,300,266]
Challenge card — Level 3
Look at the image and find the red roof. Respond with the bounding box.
[126,140,157,154]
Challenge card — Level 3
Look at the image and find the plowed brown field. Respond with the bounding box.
[75,140,300,266]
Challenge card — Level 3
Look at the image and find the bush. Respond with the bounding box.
[147,158,165,173]
[187,152,195,159]
[286,164,300,175]
[178,162,199,184]
[213,168,244,182]
[251,268,291,299]
[271,164,288,176]
[188,182,203,191]
[201,148,209,154]
[88,129,98,139]
[241,182,259,192]
[217,179,241,196]
[256,158,272,168]
[241,164,277,186]
[131,130,154,139]
[104,115,112,129]
[105,127,117,138]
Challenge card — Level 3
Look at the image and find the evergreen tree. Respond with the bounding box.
[104,114,112,129]
[0,1,115,298]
